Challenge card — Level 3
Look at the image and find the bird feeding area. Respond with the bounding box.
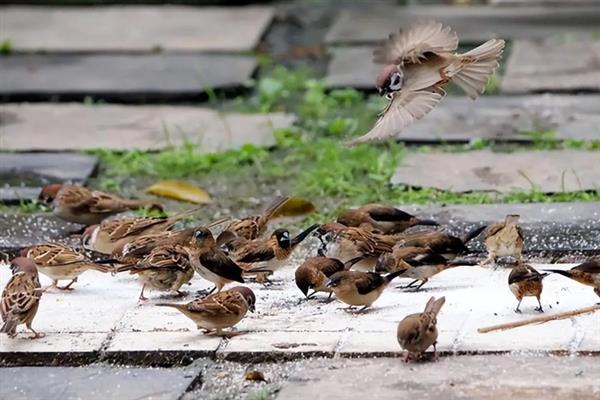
[1,248,598,365]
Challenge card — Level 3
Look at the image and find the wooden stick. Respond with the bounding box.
[478,304,600,334]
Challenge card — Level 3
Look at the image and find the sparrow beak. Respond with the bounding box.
[291,224,320,247]
[377,87,384,96]
[416,219,439,227]
[250,304,256,313]
[325,279,335,289]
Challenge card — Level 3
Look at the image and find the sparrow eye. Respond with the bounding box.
[389,72,403,91]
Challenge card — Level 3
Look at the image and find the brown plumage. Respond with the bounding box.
[20,243,113,290]
[395,225,486,260]
[294,256,362,300]
[115,245,195,301]
[482,215,524,264]
[1,257,44,339]
[349,21,504,144]
[156,286,255,337]
[38,184,163,226]
[326,269,404,312]
[388,254,464,291]
[544,256,600,299]
[337,204,438,234]
[225,196,290,240]
[508,264,548,313]
[397,296,445,361]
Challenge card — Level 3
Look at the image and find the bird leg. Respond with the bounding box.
[326,292,334,302]
[535,296,544,313]
[432,342,439,361]
[26,324,45,339]
[306,290,317,300]
[414,279,429,291]
[341,306,356,313]
[57,277,77,291]
[174,290,187,297]
[44,280,59,292]
[402,279,420,289]
[514,299,522,313]
[138,284,148,301]
[356,305,371,313]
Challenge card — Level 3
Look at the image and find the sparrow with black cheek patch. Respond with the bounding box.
[156,286,255,337]
[38,183,163,226]
[348,20,505,145]
[316,223,396,272]
[187,227,245,295]
[482,215,524,265]
[233,225,320,281]
[397,296,445,362]
[225,196,290,241]
[394,225,486,261]
[82,206,208,255]
[294,256,363,300]
[337,204,438,234]
[326,269,404,313]
[544,256,600,300]
[1,257,45,339]
[20,243,113,290]
[115,245,195,301]
[508,263,548,313]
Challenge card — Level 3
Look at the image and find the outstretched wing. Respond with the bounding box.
[373,21,458,66]
[347,89,444,145]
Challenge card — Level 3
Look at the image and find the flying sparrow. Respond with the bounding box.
[544,256,600,299]
[337,204,438,234]
[294,256,362,300]
[156,286,255,337]
[397,296,445,362]
[482,215,524,265]
[82,206,206,255]
[232,225,319,281]
[224,196,290,241]
[114,245,195,301]
[1,257,44,339]
[20,243,113,290]
[508,263,548,313]
[38,183,164,226]
[348,20,505,145]
[187,227,245,294]
[326,269,404,312]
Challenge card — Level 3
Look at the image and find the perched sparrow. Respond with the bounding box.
[337,204,438,234]
[156,286,255,337]
[348,20,504,144]
[187,227,245,294]
[224,196,290,240]
[482,215,524,265]
[397,296,445,362]
[375,246,434,273]
[1,257,44,339]
[508,264,548,313]
[379,253,465,291]
[544,256,600,299]
[326,269,404,312]
[38,183,163,226]
[294,256,362,300]
[82,206,206,255]
[317,223,396,272]
[20,243,113,290]
[394,225,486,261]
[115,245,195,301]
[232,225,319,279]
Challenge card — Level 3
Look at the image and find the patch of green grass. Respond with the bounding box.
[0,39,12,54]
[246,388,269,400]
[0,199,46,214]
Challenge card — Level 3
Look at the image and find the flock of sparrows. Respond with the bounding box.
[2,183,599,361]
[2,22,599,361]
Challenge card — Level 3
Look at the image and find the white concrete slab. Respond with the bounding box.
[1,6,274,52]
[106,331,221,353]
[0,332,107,353]
[1,103,295,152]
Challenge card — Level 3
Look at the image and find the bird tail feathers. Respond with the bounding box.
[450,39,505,99]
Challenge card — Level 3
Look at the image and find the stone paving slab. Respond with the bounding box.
[0,366,200,400]
[391,150,600,193]
[0,214,81,251]
[502,40,600,94]
[1,6,274,52]
[325,5,600,45]
[1,104,296,151]
[0,54,257,101]
[276,356,600,400]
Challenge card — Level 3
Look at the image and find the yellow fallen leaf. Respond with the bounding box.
[145,180,212,204]
[271,196,316,218]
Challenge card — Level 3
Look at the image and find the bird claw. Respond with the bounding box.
[534,307,544,313]
[29,332,46,340]
[514,308,522,314]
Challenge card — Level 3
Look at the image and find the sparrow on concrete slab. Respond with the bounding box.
[326,269,404,312]
[508,263,548,313]
[20,243,113,290]
[224,196,290,241]
[348,20,504,145]
[82,206,206,255]
[156,286,255,337]
[39,184,164,226]
[394,225,486,261]
[482,215,524,265]
[294,256,363,300]
[115,245,195,301]
[397,296,445,362]
[337,204,438,234]
[544,256,600,299]
[1,257,44,339]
